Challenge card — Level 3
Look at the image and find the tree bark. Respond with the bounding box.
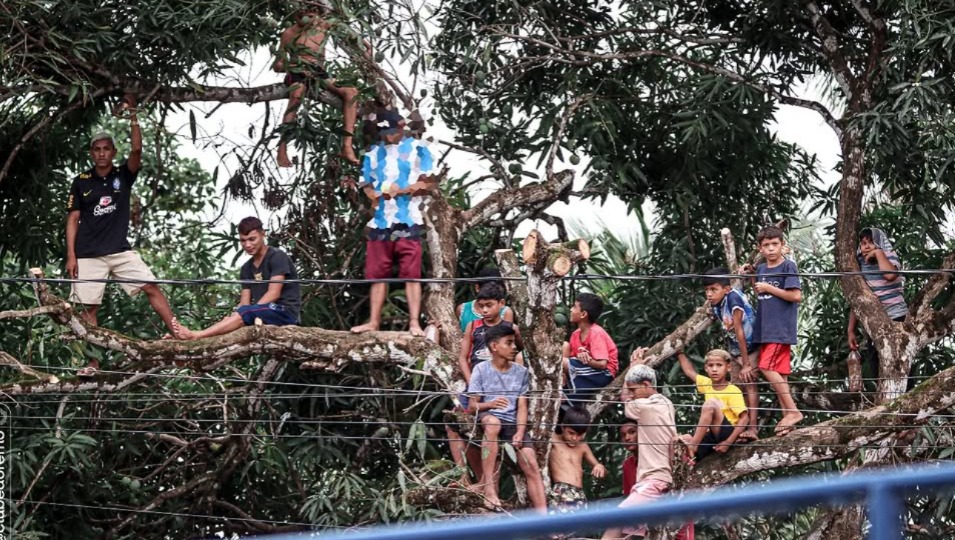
[587,305,713,417]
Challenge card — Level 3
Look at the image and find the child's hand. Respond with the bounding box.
[362,185,380,203]
[848,333,858,351]
[577,348,592,365]
[629,347,649,365]
[739,263,755,276]
[488,397,509,410]
[714,442,731,453]
[739,365,758,383]
[512,431,523,446]
[592,464,607,479]
[754,282,774,295]
[383,183,401,200]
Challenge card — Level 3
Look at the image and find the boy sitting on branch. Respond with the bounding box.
[273,4,365,167]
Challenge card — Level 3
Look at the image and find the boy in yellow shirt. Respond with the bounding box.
[676,349,749,461]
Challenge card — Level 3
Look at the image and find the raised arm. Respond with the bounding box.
[676,351,698,381]
[125,94,142,173]
[870,249,900,281]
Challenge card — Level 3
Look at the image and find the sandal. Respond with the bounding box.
[77,365,99,378]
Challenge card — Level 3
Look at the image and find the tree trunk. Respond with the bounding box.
[423,194,464,355]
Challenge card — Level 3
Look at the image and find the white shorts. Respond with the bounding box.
[71,251,157,305]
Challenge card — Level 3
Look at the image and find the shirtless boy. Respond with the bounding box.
[548,406,606,513]
[273,6,361,166]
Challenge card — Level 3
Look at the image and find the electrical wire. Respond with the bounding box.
[1,267,954,287]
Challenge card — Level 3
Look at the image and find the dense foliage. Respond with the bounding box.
[2,0,955,539]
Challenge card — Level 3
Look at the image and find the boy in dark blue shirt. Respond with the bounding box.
[702,267,759,442]
[178,217,301,339]
[742,226,802,436]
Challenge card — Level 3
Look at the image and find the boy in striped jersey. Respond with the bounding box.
[847,227,907,384]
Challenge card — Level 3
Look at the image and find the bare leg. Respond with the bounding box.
[761,370,803,433]
[447,426,471,485]
[516,446,547,513]
[681,399,723,458]
[81,305,99,326]
[464,444,483,485]
[740,381,759,440]
[351,283,387,333]
[560,342,571,385]
[179,313,246,340]
[326,82,360,164]
[278,84,306,168]
[479,415,503,508]
[406,282,424,336]
[140,284,182,338]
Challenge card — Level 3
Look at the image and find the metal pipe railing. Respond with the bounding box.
[256,463,955,540]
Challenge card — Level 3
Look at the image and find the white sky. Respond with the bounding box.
[166,47,844,251]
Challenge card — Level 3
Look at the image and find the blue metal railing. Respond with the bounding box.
[258,463,955,540]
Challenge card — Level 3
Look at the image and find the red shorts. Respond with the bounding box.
[365,238,422,280]
[758,343,792,375]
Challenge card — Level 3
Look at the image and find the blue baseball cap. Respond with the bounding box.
[376,109,405,135]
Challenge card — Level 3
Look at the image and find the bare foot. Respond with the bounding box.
[738,428,759,442]
[482,489,503,511]
[340,146,360,165]
[774,413,803,436]
[409,324,425,337]
[350,322,379,334]
[465,482,485,495]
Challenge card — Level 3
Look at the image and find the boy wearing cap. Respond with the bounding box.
[65,93,184,376]
[350,109,437,337]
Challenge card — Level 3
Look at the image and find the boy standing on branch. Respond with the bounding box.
[350,109,436,337]
[65,93,184,377]
[273,6,362,167]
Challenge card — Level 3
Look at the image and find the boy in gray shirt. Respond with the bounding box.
[467,324,546,513]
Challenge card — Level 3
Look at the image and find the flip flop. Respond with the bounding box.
[77,366,99,378]
[774,424,796,437]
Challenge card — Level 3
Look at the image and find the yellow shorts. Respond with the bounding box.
[71,251,157,305]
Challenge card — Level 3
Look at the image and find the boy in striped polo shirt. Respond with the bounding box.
[847,227,907,382]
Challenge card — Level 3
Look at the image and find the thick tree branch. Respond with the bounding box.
[462,170,575,230]
[587,304,714,417]
[911,253,955,320]
[801,1,857,100]
[149,82,339,107]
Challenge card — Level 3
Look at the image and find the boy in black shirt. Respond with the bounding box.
[178,217,301,339]
[65,93,183,377]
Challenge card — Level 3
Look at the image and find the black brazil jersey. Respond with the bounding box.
[66,162,137,258]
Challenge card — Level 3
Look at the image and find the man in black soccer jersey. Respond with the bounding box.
[65,93,183,377]
[177,217,301,339]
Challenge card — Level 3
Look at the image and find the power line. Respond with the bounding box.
[5,423,944,448]
[1,267,953,288]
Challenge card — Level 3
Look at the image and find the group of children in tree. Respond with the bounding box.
[62,5,911,535]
